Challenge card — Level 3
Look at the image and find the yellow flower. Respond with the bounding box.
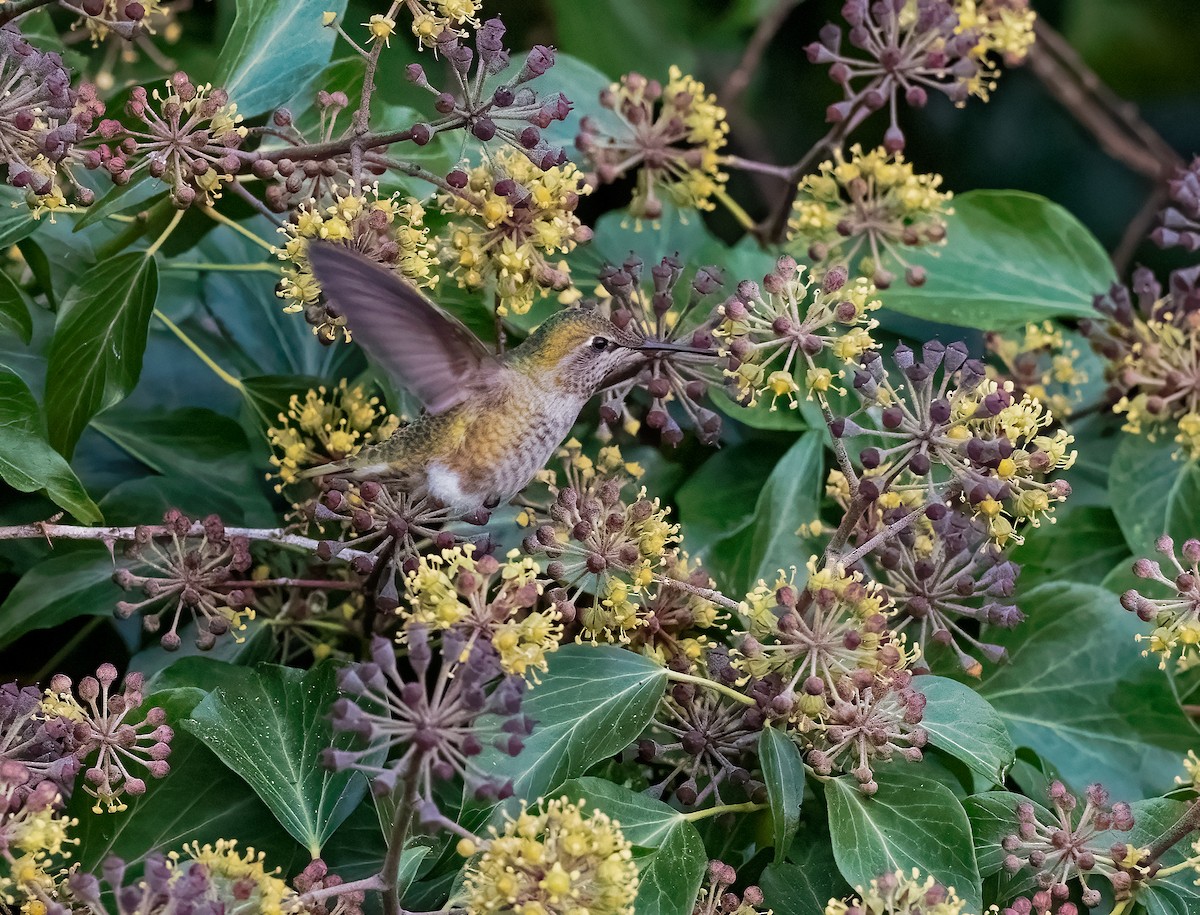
[365,13,397,45]
[826,868,967,915]
[463,797,638,915]
[174,840,293,915]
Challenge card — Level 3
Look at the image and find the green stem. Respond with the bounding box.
[162,261,280,274]
[153,309,244,393]
[665,670,756,706]
[382,762,421,915]
[202,206,276,252]
[144,209,185,259]
[682,801,768,822]
[32,617,104,682]
[713,187,756,233]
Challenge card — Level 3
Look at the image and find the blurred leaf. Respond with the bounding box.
[977,582,1198,798]
[0,184,42,249]
[74,173,164,231]
[132,618,275,684]
[825,765,982,912]
[918,676,1014,786]
[44,252,158,458]
[747,432,823,587]
[98,475,248,525]
[69,688,306,874]
[217,0,348,118]
[0,547,117,649]
[676,440,787,558]
[183,662,375,856]
[469,645,667,805]
[1109,434,1200,560]
[711,388,806,431]
[92,407,275,525]
[1010,506,1131,594]
[881,191,1116,331]
[759,726,805,863]
[0,368,101,522]
[546,0,699,76]
[0,271,31,344]
[761,827,850,915]
[559,777,707,915]
[536,51,624,154]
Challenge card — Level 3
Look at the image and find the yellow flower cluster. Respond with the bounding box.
[267,380,401,490]
[825,869,968,915]
[717,257,881,410]
[627,550,723,668]
[275,184,436,341]
[173,840,293,915]
[462,797,638,915]
[790,145,951,287]
[578,66,728,221]
[956,0,1037,63]
[0,785,75,911]
[395,0,482,48]
[1178,749,1200,792]
[986,321,1087,420]
[1111,315,1200,459]
[439,149,591,316]
[400,545,562,679]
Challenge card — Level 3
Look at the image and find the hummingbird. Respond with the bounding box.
[300,243,704,515]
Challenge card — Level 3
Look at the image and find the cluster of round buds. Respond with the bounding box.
[805,668,928,794]
[0,762,75,912]
[89,71,247,208]
[438,147,591,316]
[405,19,571,168]
[577,66,729,221]
[399,545,562,680]
[807,0,1035,150]
[0,26,105,218]
[275,184,437,342]
[1121,535,1200,671]
[313,479,492,598]
[325,631,530,804]
[267,380,401,494]
[595,254,724,445]
[872,507,1021,675]
[260,94,390,213]
[998,893,1080,915]
[292,858,365,915]
[986,321,1088,421]
[0,683,79,801]
[72,0,162,44]
[522,440,678,644]
[1152,157,1200,251]
[113,510,255,651]
[693,861,767,915]
[840,341,1075,545]
[1083,266,1200,459]
[460,796,639,915]
[1001,781,1142,907]
[717,258,880,412]
[639,673,768,808]
[627,551,723,667]
[39,664,172,814]
[789,145,951,287]
[734,561,903,694]
[825,868,968,915]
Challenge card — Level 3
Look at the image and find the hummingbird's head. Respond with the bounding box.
[513,308,634,396]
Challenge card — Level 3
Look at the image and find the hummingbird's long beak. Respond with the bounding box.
[628,340,718,357]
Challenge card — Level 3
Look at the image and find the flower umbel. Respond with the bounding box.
[790,145,951,287]
[461,796,639,915]
[986,321,1088,420]
[825,868,968,915]
[577,66,729,221]
[1122,535,1200,671]
[693,860,767,915]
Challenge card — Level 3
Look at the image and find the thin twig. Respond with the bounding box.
[837,504,925,568]
[1143,798,1200,865]
[382,761,422,915]
[656,576,741,612]
[1112,183,1169,274]
[0,0,55,26]
[720,0,802,105]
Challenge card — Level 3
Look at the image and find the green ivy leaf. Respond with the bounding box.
[70,688,306,874]
[0,547,118,649]
[1010,506,1131,594]
[880,190,1117,331]
[217,0,349,118]
[962,791,1042,897]
[183,662,376,856]
[760,818,850,915]
[747,432,824,588]
[0,184,42,250]
[0,270,31,343]
[977,582,1199,798]
[0,368,101,522]
[918,676,1015,786]
[1109,434,1200,560]
[470,646,667,804]
[825,765,983,912]
[559,777,707,915]
[44,252,158,458]
[759,726,805,863]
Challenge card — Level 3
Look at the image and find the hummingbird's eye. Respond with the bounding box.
[591,336,610,352]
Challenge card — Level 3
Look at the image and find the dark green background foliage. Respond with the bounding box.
[3,1,1200,913]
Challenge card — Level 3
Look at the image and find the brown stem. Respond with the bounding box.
[655,576,741,612]
[1144,798,1200,866]
[1112,183,1169,274]
[221,578,360,590]
[0,0,55,26]
[382,761,422,915]
[838,504,925,568]
[1028,20,1182,182]
[0,521,370,562]
[260,127,416,163]
[350,39,386,183]
[822,493,867,566]
[816,391,858,497]
[720,0,803,105]
[298,873,386,905]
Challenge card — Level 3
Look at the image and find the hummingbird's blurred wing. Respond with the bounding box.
[307,242,500,414]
